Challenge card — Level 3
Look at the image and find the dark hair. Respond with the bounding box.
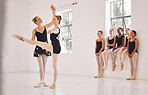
[126,28,130,30]
[98,30,103,34]
[32,16,38,24]
[118,27,123,31]
[111,28,114,31]
[55,15,62,24]
[132,30,136,36]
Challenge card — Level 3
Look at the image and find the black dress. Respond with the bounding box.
[34,26,51,57]
[116,35,125,47]
[50,27,61,54]
[128,38,138,55]
[125,36,130,47]
[108,37,114,49]
[96,39,104,53]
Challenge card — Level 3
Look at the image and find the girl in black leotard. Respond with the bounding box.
[31,7,55,87]
[117,28,131,71]
[47,15,62,88]
[127,30,138,80]
[102,29,116,70]
[49,27,61,54]
[111,27,125,71]
[94,30,105,78]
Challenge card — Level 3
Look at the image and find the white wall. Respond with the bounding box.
[131,0,148,79]
[2,0,31,72]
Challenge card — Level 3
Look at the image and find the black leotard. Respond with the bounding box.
[108,37,114,49]
[96,39,104,53]
[34,26,51,57]
[50,27,61,54]
[125,36,130,47]
[116,35,125,47]
[128,38,138,55]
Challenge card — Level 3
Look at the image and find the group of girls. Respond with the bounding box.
[95,27,138,80]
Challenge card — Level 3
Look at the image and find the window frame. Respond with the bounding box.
[56,9,72,53]
[110,0,131,34]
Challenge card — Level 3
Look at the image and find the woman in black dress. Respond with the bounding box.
[102,29,116,70]
[111,27,125,71]
[127,30,138,80]
[94,30,105,78]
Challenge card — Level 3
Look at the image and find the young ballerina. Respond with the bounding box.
[127,30,138,80]
[30,5,56,88]
[94,30,105,78]
[117,28,131,71]
[102,29,116,70]
[12,5,61,89]
[111,27,125,71]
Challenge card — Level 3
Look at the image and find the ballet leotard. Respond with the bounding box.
[34,26,51,57]
[116,35,125,47]
[128,38,138,55]
[108,37,114,49]
[96,39,104,53]
[125,37,130,47]
[50,27,61,54]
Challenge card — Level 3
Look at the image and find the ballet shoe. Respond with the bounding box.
[34,83,43,88]
[126,77,134,80]
[120,63,124,71]
[12,34,24,41]
[130,77,136,80]
[94,75,101,78]
[12,34,21,40]
[50,83,56,89]
[126,78,131,80]
[112,64,116,71]
[103,63,108,70]
[43,83,49,87]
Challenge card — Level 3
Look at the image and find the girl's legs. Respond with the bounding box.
[99,52,104,77]
[111,48,121,71]
[106,49,114,70]
[38,55,44,83]
[127,57,133,80]
[12,35,53,52]
[102,49,108,70]
[131,52,138,79]
[94,56,100,78]
[42,54,49,87]
[94,55,101,78]
[122,49,127,64]
[50,53,58,89]
[117,48,123,71]
[34,55,44,87]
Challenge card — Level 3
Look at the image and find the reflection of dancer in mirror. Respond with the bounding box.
[116,28,131,71]
[12,4,62,89]
[94,30,105,78]
[127,30,138,80]
[102,29,116,70]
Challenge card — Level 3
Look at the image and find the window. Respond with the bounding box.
[57,9,72,53]
[110,0,131,34]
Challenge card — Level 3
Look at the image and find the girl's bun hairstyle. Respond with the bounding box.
[32,16,38,24]
[55,15,62,24]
